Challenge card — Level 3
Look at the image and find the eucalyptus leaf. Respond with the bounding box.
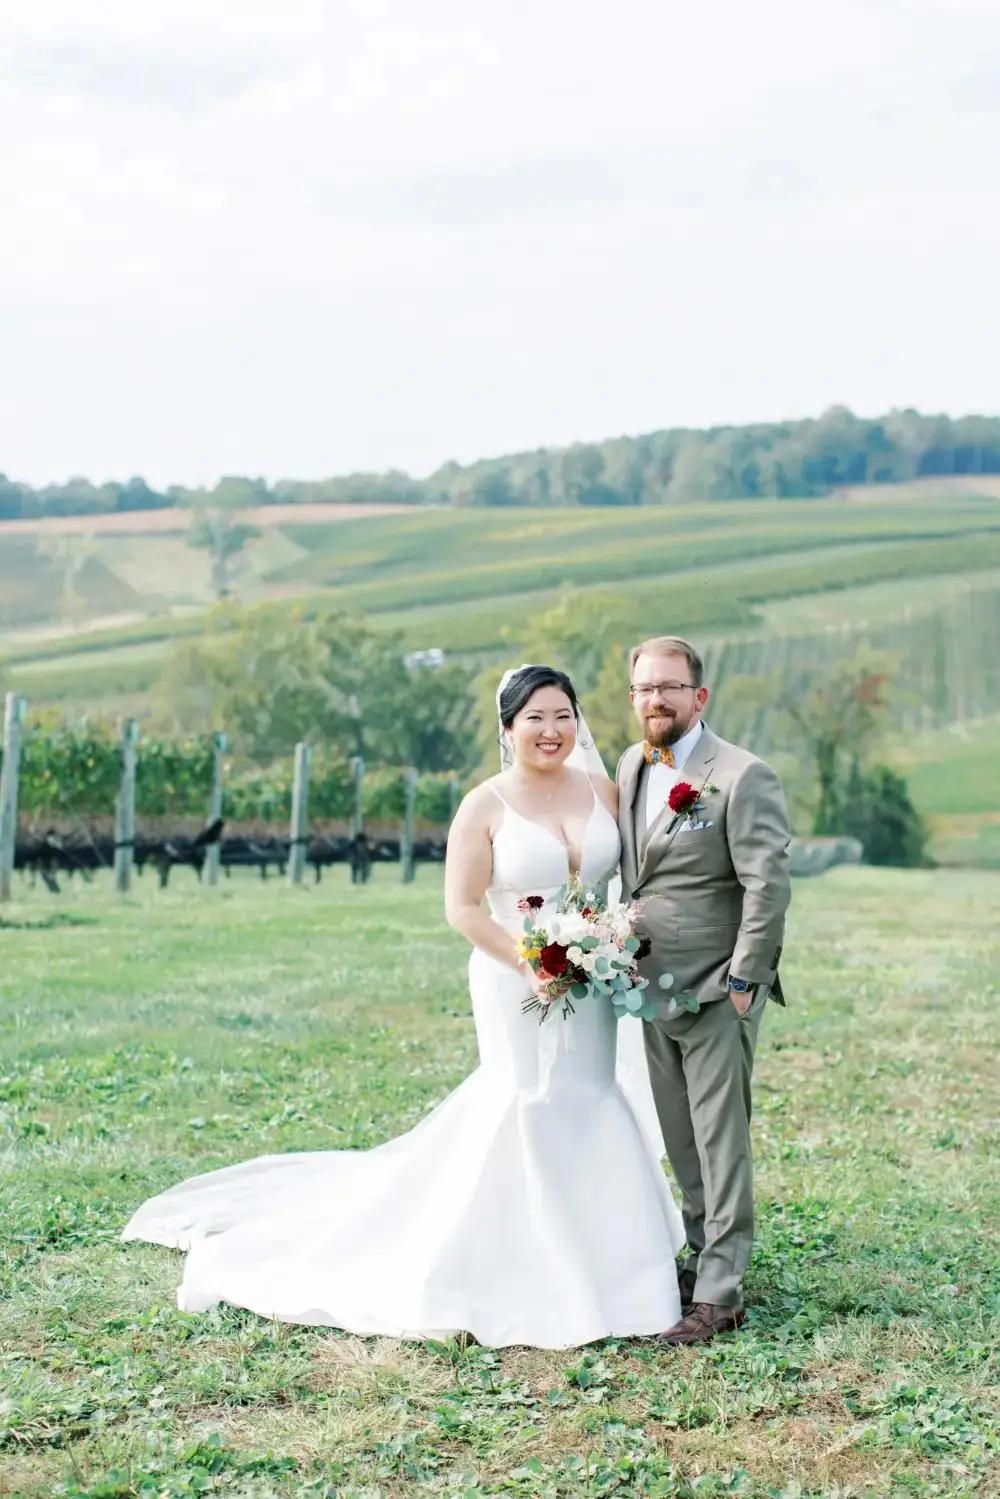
[658,972,674,990]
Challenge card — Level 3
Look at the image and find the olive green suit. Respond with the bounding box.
[616,725,791,1308]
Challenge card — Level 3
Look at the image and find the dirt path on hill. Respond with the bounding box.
[0,501,421,537]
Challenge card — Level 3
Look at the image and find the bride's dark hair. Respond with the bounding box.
[498,665,579,728]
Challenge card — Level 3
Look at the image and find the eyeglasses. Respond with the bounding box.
[629,681,697,699]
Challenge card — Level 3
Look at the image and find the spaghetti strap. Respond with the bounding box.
[490,782,513,811]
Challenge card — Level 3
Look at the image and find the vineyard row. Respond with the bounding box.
[0,728,468,825]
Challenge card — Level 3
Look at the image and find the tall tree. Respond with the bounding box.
[184,477,265,600]
[726,647,896,834]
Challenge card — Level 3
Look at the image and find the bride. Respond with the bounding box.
[122,664,684,1348]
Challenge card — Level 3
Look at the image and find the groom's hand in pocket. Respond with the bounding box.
[727,981,756,1017]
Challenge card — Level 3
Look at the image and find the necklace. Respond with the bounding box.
[510,769,569,802]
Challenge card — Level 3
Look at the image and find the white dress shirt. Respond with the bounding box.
[644,719,705,830]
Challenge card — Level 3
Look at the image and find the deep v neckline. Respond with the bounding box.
[493,780,602,878]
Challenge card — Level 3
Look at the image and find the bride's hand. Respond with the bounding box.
[518,960,556,1003]
[520,963,571,1012]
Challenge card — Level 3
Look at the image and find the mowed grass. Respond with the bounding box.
[1,867,998,1497]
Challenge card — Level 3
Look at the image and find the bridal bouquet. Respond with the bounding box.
[516,875,672,1024]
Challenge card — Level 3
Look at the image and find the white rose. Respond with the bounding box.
[555,914,589,945]
[566,945,584,966]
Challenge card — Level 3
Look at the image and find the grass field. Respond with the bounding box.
[1,868,997,1497]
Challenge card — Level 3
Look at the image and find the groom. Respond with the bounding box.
[616,635,791,1345]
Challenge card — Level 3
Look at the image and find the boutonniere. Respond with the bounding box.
[665,779,719,834]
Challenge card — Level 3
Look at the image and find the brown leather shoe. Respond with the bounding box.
[658,1302,745,1345]
[677,1266,698,1313]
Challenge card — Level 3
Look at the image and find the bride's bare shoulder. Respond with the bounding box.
[452,777,502,832]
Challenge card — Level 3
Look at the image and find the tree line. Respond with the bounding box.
[4,407,1000,521]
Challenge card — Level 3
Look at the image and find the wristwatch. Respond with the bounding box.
[728,976,755,994]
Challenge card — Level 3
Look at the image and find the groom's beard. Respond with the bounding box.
[643,710,693,748]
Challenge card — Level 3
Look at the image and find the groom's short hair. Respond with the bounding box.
[628,635,704,687]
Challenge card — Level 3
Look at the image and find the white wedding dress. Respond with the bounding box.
[122,784,685,1348]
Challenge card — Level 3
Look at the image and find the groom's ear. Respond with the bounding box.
[695,685,710,713]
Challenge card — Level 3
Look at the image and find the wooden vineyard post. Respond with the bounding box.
[400,767,418,883]
[0,692,27,905]
[350,755,365,836]
[288,742,311,887]
[202,730,228,886]
[114,718,140,895]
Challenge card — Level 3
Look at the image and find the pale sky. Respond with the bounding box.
[2,0,999,488]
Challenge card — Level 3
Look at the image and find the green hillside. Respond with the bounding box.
[4,490,999,714]
[893,714,1000,869]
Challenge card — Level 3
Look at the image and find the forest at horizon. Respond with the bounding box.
[4,405,1000,521]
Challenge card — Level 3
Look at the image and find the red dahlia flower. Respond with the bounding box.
[667,781,700,814]
[517,894,546,913]
[538,942,570,977]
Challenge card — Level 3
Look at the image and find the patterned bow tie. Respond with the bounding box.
[642,742,675,768]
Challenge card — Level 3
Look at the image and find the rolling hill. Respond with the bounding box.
[2,481,999,867]
[2,484,999,696]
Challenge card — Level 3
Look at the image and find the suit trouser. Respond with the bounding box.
[643,994,766,1309]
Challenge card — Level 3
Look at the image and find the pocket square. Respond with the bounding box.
[678,819,714,833]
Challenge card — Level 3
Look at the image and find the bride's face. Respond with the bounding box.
[508,687,577,771]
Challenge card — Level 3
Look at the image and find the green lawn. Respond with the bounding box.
[1,867,997,1496]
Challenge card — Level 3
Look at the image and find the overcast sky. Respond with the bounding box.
[2,0,998,488]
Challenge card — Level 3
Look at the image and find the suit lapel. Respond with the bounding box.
[636,724,719,886]
[617,744,644,883]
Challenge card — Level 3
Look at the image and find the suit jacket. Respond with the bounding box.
[615,724,791,1014]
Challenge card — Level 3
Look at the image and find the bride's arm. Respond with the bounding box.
[444,787,528,974]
